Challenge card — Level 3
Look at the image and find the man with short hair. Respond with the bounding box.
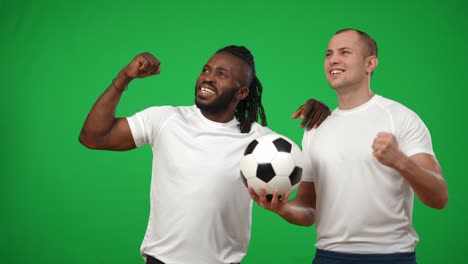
[250,29,448,264]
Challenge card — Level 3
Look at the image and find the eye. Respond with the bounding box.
[202,67,209,74]
[325,52,331,57]
[217,71,228,79]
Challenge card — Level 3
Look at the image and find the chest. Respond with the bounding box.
[310,112,394,162]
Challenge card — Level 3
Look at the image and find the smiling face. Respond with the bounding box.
[195,52,249,120]
[324,30,377,91]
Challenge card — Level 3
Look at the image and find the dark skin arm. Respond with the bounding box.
[79,52,161,151]
[293,99,331,130]
[80,50,329,149]
[248,181,317,226]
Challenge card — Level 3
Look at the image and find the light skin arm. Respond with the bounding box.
[248,181,317,226]
[246,100,328,225]
[79,52,161,151]
[372,132,448,209]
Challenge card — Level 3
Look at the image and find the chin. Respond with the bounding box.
[195,99,207,109]
[195,100,212,111]
[327,81,339,90]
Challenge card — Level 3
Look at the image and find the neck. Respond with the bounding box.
[199,105,237,123]
[336,83,374,110]
[200,111,235,123]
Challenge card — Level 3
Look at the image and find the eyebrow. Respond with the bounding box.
[203,64,230,74]
[326,47,352,53]
[213,65,229,73]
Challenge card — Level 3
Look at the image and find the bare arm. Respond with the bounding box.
[292,99,331,130]
[373,132,448,209]
[79,52,161,151]
[248,181,317,226]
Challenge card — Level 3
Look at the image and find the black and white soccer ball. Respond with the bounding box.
[240,134,304,200]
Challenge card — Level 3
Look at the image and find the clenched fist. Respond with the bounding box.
[372,132,405,169]
[122,52,161,79]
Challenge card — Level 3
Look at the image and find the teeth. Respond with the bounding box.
[331,69,344,75]
[201,87,215,95]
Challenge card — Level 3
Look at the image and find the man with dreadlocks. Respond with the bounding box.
[79,45,330,264]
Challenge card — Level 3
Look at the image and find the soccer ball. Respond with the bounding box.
[240,134,304,200]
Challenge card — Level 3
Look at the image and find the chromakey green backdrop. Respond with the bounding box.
[2,0,466,263]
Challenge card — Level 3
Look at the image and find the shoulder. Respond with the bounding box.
[375,95,430,134]
[137,105,195,118]
[128,105,197,131]
[374,95,419,118]
[250,122,274,136]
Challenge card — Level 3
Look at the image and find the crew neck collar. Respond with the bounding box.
[194,106,239,129]
[334,94,380,116]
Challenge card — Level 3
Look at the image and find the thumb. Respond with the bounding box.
[292,105,304,119]
[152,65,161,75]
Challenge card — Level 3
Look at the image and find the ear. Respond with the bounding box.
[366,55,378,75]
[236,86,249,101]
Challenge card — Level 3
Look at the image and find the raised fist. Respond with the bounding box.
[122,52,161,79]
[372,132,404,169]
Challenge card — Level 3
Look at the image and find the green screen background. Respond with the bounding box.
[2,0,466,263]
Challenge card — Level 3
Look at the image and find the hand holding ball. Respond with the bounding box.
[240,134,304,200]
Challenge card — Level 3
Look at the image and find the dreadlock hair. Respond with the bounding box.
[216,45,267,133]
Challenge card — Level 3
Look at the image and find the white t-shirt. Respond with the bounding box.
[127,105,272,264]
[301,95,434,253]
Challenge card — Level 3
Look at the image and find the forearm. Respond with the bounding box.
[79,72,133,143]
[396,155,448,209]
[275,200,316,226]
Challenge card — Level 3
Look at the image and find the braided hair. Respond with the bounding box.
[216,45,267,133]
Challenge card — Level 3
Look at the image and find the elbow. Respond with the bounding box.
[287,217,315,227]
[434,193,449,210]
[430,200,448,210]
[425,192,449,210]
[300,219,315,227]
[78,131,100,150]
[283,209,315,226]
[285,218,307,226]
[304,216,316,226]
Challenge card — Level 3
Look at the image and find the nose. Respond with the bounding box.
[328,54,339,65]
[202,71,216,84]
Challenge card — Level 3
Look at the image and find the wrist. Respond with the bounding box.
[394,153,412,172]
[117,71,134,84]
[273,202,289,217]
[113,72,134,93]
